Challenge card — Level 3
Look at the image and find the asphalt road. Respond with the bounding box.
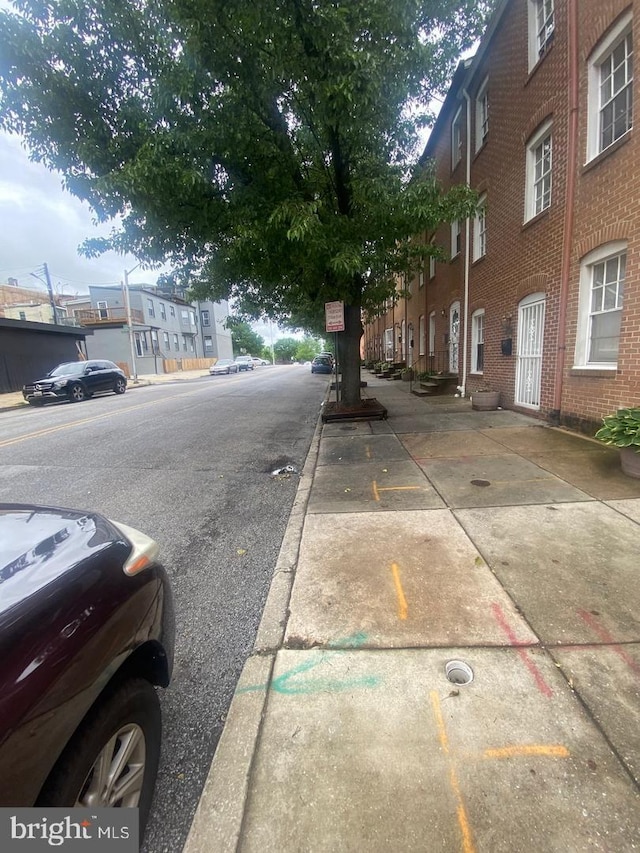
[0,365,328,852]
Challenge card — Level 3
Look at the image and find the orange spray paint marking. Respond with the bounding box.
[484,745,569,760]
[390,563,408,620]
[372,481,380,501]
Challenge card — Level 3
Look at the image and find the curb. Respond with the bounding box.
[182,401,326,853]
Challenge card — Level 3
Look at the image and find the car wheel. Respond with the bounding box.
[114,378,126,395]
[37,678,161,836]
[68,383,86,403]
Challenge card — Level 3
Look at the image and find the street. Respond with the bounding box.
[0,365,328,852]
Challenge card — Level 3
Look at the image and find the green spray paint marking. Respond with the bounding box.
[237,632,381,695]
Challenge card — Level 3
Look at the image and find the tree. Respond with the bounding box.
[227,318,264,357]
[273,337,299,364]
[0,0,491,405]
[295,337,321,363]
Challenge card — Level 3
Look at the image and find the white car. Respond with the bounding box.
[210,359,239,375]
[251,357,269,367]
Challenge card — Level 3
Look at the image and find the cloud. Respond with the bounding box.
[0,133,161,294]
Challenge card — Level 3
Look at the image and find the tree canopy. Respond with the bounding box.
[228,319,264,357]
[0,0,492,403]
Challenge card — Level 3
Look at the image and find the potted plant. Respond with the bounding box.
[400,367,414,381]
[594,407,640,479]
[471,388,500,411]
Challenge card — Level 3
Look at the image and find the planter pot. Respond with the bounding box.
[471,390,500,411]
[401,370,413,382]
[620,446,640,479]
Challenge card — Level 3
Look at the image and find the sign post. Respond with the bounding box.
[325,302,344,404]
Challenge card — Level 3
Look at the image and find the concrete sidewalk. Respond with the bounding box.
[184,376,640,853]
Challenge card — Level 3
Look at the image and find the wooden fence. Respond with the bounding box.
[162,357,216,373]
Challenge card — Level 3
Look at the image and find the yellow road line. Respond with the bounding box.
[484,745,570,760]
[0,385,213,450]
[390,562,408,620]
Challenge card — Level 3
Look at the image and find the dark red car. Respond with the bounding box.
[0,504,174,835]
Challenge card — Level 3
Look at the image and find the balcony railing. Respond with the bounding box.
[74,307,145,325]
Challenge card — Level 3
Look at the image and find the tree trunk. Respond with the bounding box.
[339,302,363,407]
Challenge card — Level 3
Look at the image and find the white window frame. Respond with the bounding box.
[418,268,425,289]
[160,303,166,320]
[451,107,462,169]
[163,331,170,349]
[201,309,210,326]
[586,12,633,162]
[475,77,489,151]
[473,195,487,261]
[147,298,155,318]
[170,305,176,318]
[574,241,626,369]
[204,335,213,351]
[471,309,485,374]
[429,253,436,280]
[528,0,555,70]
[525,120,553,221]
[451,220,461,257]
[419,315,426,356]
[428,312,436,357]
[173,333,179,350]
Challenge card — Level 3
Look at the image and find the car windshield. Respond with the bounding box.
[217,360,232,365]
[48,363,83,377]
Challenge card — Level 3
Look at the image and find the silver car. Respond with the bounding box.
[210,359,239,375]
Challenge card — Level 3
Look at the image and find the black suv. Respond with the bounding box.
[23,360,127,405]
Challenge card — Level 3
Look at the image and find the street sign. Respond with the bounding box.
[325,301,345,333]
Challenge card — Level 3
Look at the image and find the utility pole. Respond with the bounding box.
[30,263,58,324]
[123,265,140,380]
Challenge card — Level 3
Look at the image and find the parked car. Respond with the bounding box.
[0,503,174,836]
[251,357,269,367]
[234,355,255,371]
[319,352,335,365]
[210,358,239,375]
[23,360,127,406]
[311,355,333,374]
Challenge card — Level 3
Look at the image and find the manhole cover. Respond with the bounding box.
[470,479,491,487]
[445,660,474,685]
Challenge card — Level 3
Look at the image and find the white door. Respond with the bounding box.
[515,293,545,408]
[449,302,460,373]
[407,324,413,367]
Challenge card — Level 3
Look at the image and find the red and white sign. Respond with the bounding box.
[325,301,345,333]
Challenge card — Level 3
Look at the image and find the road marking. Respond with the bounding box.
[484,745,569,759]
[390,562,408,620]
[0,384,229,450]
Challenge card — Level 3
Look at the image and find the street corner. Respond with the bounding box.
[455,501,640,645]
[307,458,445,514]
[284,510,538,649]
[234,647,640,853]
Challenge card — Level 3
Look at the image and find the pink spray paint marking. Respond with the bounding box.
[491,603,553,698]
[578,609,640,677]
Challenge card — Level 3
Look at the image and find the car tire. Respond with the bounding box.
[68,383,86,403]
[114,378,126,395]
[37,678,161,837]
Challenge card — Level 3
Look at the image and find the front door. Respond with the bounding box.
[449,302,460,374]
[515,293,545,409]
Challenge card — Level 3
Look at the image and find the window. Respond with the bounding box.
[147,298,155,318]
[451,107,462,169]
[475,77,489,151]
[160,303,166,320]
[204,335,213,351]
[182,334,188,351]
[134,332,144,357]
[429,253,436,280]
[97,300,108,319]
[574,243,625,367]
[151,330,159,352]
[19,311,26,320]
[528,0,555,69]
[163,331,170,349]
[525,121,552,220]
[170,305,176,318]
[191,311,196,326]
[428,312,436,357]
[173,333,179,350]
[181,310,189,323]
[471,310,485,373]
[587,13,633,161]
[419,315,425,356]
[189,336,195,352]
[418,268,424,289]
[451,220,461,257]
[473,195,487,261]
[201,310,210,326]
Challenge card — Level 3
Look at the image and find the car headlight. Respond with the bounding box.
[52,380,69,389]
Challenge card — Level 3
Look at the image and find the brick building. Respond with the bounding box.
[363,0,639,432]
